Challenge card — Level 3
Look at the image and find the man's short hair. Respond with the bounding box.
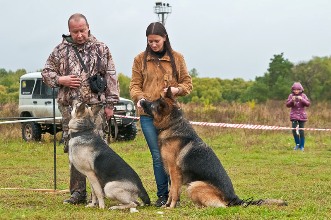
[68,13,89,28]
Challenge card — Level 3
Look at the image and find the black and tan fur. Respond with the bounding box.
[141,87,287,208]
[68,102,150,209]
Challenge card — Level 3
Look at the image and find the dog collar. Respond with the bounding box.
[69,128,94,138]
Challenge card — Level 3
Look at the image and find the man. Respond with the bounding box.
[42,13,119,204]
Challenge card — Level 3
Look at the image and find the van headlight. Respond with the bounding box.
[126,103,133,111]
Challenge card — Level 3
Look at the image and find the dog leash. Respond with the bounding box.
[105,115,118,144]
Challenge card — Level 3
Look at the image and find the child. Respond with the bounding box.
[286,82,310,151]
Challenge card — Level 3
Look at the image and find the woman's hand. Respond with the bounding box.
[163,87,180,95]
[137,98,146,108]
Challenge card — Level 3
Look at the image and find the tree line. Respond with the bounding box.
[1,53,331,105]
[120,53,331,104]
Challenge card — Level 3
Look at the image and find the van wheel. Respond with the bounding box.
[22,122,42,141]
[115,123,137,141]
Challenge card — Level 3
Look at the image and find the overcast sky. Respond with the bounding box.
[1,0,331,80]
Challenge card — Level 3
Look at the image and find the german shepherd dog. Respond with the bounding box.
[140,88,287,208]
[68,102,150,209]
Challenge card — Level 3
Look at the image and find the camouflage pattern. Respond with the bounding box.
[42,34,120,107]
[58,104,72,144]
[42,33,119,196]
[69,163,86,196]
[43,34,117,143]
[59,104,105,147]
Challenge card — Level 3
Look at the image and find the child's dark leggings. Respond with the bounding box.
[292,120,305,138]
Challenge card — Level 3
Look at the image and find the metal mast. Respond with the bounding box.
[154,2,172,25]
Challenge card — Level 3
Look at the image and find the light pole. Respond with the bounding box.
[154,2,172,26]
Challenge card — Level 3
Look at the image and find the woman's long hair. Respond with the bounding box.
[143,22,178,81]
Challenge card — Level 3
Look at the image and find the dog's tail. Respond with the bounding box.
[138,185,151,206]
[227,197,288,207]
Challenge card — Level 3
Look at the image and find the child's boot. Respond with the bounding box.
[293,136,300,150]
[299,137,305,151]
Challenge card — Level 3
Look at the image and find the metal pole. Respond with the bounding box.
[162,13,165,25]
[52,88,57,190]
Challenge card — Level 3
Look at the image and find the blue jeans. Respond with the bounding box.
[140,116,169,197]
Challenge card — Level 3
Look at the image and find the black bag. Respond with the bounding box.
[89,74,107,94]
[73,46,106,100]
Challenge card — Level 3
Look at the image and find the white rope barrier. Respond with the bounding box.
[1,115,330,131]
[0,117,62,124]
[114,115,331,132]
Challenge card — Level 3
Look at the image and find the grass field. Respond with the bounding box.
[0,121,331,219]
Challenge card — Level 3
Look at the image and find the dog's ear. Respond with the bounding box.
[76,102,87,116]
[72,99,79,107]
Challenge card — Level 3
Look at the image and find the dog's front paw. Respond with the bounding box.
[109,205,121,210]
[166,200,180,209]
[85,202,97,208]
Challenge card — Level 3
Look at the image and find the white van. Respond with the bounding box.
[18,72,138,142]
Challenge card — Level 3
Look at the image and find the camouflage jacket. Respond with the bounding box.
[42,34,119,107]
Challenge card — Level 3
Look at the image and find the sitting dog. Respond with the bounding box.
[140,87,287,208]
[68,102,150,209]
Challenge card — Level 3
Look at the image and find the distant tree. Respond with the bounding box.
[189,68,199,78]
[272,74,293,100]
[0,85,8,103]
[117,73,131,99]
[243,53,293,102]
[182,77,222,104]
[0,68,8,76]
[0,85,6,93]
[0,68,27,103]
[267,53,293,99]
[219,78,252,103]
[242,76,269,103]
[0,68,26,92]
[292,57,331,101]
[291,62,314,99]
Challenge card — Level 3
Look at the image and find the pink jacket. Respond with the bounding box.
[286,82,310,121]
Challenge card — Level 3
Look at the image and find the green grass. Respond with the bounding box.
[0,126,331,219]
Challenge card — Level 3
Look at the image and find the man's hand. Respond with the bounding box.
[104,107,114,120]
[58,75,81,88]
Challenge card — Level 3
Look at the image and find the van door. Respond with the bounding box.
[31,79,60,119]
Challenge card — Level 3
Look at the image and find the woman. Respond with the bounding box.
[130,22,193,207]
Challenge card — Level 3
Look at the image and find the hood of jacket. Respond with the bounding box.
[291,82,304,92]
[61,34,97,46]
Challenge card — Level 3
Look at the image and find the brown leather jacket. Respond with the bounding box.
[130,50,192,115]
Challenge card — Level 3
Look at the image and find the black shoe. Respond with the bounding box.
[155,195,168,207]
[63,192,87,205]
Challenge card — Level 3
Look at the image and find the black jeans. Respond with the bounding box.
[291,120,305,139]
